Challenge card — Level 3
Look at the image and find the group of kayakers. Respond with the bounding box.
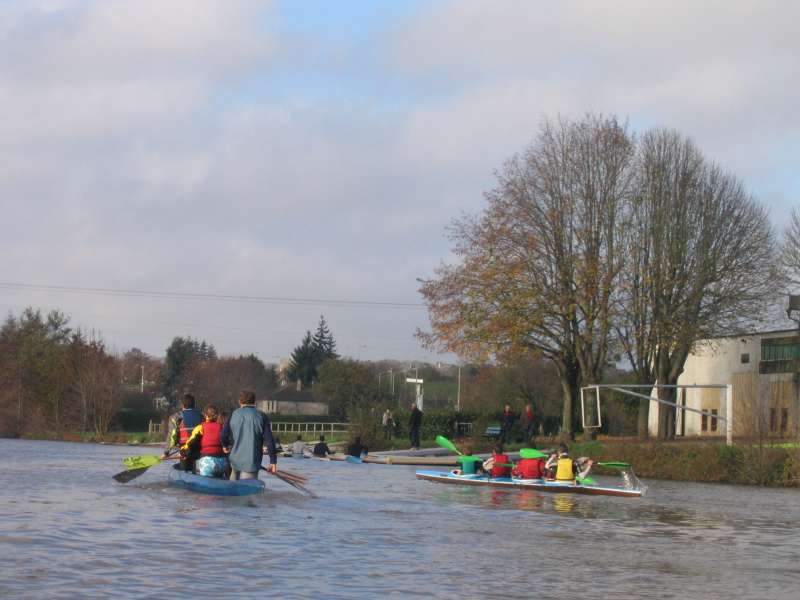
[460,442,594,484]
[163,390,278,481]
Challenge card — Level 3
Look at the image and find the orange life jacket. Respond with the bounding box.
[491,453,512,478]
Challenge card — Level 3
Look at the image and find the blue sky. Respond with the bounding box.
[1,0,798,362]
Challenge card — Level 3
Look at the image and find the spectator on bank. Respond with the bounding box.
[409,403,423,450]
[500,404,516,444]
[522,404,536,444]
[382,408,395,438]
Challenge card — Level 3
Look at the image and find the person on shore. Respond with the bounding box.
[512,452,545,480]
[181,404,229,478]
[521,404,536,444]
[499,404,516,444]
[485,442,512,478]
[409,403,422,450]
[163,393,204,472]
[382,408,394,438]
[346,436,368,458]
[222,390,277,480]
[291,435,305,456]
[312,435,332,457]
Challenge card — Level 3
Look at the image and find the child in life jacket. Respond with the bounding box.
[182,404,230,478]
[512,454,546,480]
[544,444,593,483]
[486,442,512,478]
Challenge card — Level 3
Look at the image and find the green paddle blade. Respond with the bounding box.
[519,448,548,459]
[576,475,597,485]
[435,435,462,455]
[122,455,162,470]
[596,461,631,469]
[456,455,483,464]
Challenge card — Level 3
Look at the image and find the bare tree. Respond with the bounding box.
[781,208,800,288]
[419,114,635,435]
[617,129,779,438]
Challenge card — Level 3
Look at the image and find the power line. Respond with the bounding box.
[0,281,426,310]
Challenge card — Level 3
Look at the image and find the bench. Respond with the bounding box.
[483,425,502,439]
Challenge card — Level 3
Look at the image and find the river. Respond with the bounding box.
[0,439,798,599]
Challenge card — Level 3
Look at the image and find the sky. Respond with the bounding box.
[1,0,798,363]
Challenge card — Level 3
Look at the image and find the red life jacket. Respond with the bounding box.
[512,458,544,479]
[199,421,224,456]
[491,453,512,478]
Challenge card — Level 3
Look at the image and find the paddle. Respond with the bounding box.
[435,435,462,455]
[113,451,177,483]
[596,461,631,469]
[260,466,316,497]
[519,448,548,459]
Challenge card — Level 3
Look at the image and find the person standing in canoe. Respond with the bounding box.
[409,403,423,450]
[181,404,229,478]
[222,390,277,480]
[163,393,204,471]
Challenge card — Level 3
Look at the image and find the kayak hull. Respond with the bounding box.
[168,467,265,496]
[415,470,643,498]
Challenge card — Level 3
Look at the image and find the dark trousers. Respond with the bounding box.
[410,426,420,448]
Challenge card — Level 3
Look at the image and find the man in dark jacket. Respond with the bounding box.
[409,403,423,450]
[222,390,277,480]
[500,404,516,444]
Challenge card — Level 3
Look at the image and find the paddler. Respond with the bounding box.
[485,442,512,478]
[512,452,545,480]
[222,390,278,480]
[545,444,593,483]
[163,393,204,471]
[181,404,229,478]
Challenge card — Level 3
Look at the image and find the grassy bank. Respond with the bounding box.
[566,440,800,487]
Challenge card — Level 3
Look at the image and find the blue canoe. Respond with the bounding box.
[416,470,643,498]
[168,466,265,496]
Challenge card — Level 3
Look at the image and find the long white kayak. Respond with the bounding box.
[416,470,644,498]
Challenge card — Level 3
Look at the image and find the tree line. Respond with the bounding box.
[419,113,787,439]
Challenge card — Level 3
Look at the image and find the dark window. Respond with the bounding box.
[710,409,718,432]
[701,413,708,432]
[781,408,788,433]
[770,408,777,432]
[740,353,750,364]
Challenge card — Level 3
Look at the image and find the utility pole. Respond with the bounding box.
[457,365,461,412]
[140,365,145,393]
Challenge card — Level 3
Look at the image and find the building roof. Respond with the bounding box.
[264,385,328,404]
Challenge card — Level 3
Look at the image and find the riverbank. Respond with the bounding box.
[569,440,800,487]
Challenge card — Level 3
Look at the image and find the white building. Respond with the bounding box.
[648,329,799,439]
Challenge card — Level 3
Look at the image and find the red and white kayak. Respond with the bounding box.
[415,470,644,498]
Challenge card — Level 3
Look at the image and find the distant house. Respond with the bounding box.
[258,381,329,416]
[647,328,800,439]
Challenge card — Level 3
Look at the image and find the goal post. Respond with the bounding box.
[580,383,734,445]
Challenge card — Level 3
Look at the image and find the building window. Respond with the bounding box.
[701,413,708,432]
[781,408,789,433]
[770,408,777,432]
[740,353,750,364]
[710,409,718,432]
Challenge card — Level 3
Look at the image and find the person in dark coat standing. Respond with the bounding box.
[409,403,423,450]
[222,390,277,480]
[500,404,516,444]
[522,404,536,444]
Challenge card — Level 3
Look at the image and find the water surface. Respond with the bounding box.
[0,439,797,599]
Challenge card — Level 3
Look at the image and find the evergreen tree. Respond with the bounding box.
[311,315,338,361]
[287,331,316,386]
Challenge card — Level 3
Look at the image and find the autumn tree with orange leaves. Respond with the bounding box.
[419,114,635,436]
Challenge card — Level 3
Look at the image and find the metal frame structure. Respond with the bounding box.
[581,383,734,446]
